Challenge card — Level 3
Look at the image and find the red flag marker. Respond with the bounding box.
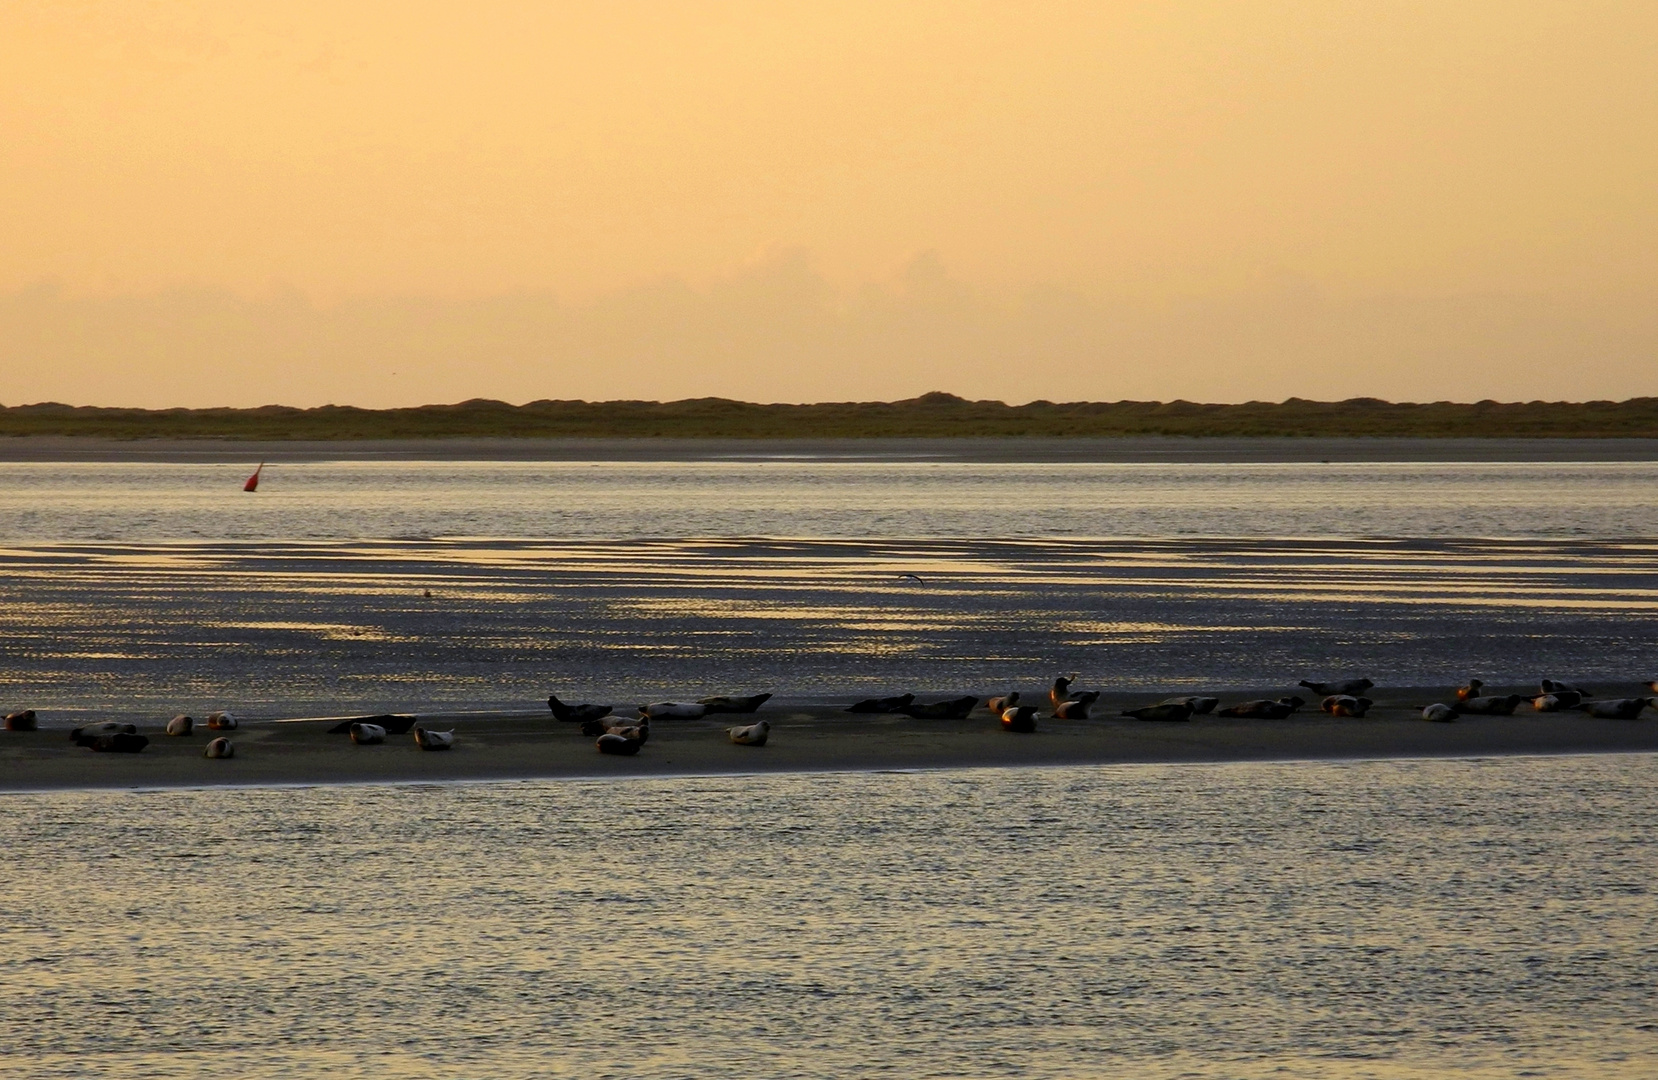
[243,463,264,492]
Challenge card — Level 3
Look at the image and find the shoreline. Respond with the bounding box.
[1,746,1655,797]
[6,435,1658,464]
[6,698,1656,793]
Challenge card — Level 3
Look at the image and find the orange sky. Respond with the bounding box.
[3,2,1655,406]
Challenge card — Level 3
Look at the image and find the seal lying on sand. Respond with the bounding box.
[1455,679,1484,702]
[699,694,772,714]
[1421,704,1458,722]
[203,737,234,758]
[165,714,194,736]
[640,702,707,720]
[1531,691,1583,711]
[326,714,416,735]
[4,709,37,731]
[900,696,979,719]
[986,692,1019,715]
[349,722,387,745]
[1320,695,1373,717]
[413,727,455,750]
[728,720,770,745]
[1052,691,1101,719]
[1456,694,1524,716]
[596,732,642,755]
[205,711,237,730]
[71,722,137,741]
[1540,679,1589,695]
[846,694,914,714]
[85,732,149,752]
[1299,678,1374,697]
[1122,702,1193,722]
[1000,706,1039,732]
[1578,698,1652,719]
[1160,696,1219,715]
[547,696,613,724]
[1218,697,1305,719]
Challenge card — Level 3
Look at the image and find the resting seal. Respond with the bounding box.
[1121,702,1193,722]
[349,722,387,745]
[205,711,238,730]
[165,715,194,736]
[86,732,149,752]
[4,709,38,731]
[845,694,915,714]
[1421,704,1458,722]
[639,702,707,720]
[547,696,613,724]
[1319,695,1373,717]
[1218,697,1305,719]
[1578,698,1651,720]
[596,732,642,755]
[413,727,455,750]
[203,737,234,758]
[1456,694,1524,716]
[1160,696,1218,715]
[1000,706,1039,732]
[699,694,772,714]
[728,720,770,745]
[1299,678,1374,697]
[900,696,978,719]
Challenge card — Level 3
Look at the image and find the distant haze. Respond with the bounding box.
[3,2,1654,407]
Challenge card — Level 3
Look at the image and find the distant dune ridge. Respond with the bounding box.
[4,393,1658,440]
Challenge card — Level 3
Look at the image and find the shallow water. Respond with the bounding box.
[3,535,1657,720]
[1,755,1654,1078]
[4,459,1658,541]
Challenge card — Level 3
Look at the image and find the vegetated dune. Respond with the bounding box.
[5,393,1658,440]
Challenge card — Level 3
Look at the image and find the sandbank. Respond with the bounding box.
[4,688,1656,792]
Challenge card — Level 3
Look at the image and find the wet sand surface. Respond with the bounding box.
[6,692,1657,791]
[6,435,1658,463]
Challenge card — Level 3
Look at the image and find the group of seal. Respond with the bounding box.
[1421,679,1658,722]
[548,692,775,754]
[44,714,241,757]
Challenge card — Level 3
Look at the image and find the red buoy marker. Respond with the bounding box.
[243,463,264,492]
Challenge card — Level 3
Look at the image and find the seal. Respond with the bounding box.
[900,696,978,719]
[1000,706,1039,732]
[349,722,387,745]
[547,696,613,724]
[413,727,456,750]
[845,694,915,714]
[596,732,642,755]
[1052,692,1100,719]
[1121,701,1193,722]
[203,737,234,758]
[639,702,708,720]
[728,720,770,745]
[699,694,772,714]
[1299,678,1374,697]
[4,709,37,731]
[1421,704,1458,722]
[165,714,194,736]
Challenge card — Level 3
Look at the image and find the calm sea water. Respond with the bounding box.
[2,459,1658,541]
[2,756,1655,1078]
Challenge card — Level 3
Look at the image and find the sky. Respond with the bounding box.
[2,1,1655,407]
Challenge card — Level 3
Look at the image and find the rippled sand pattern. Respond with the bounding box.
[1,536,1656,722]
[1,756,1654,1078]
